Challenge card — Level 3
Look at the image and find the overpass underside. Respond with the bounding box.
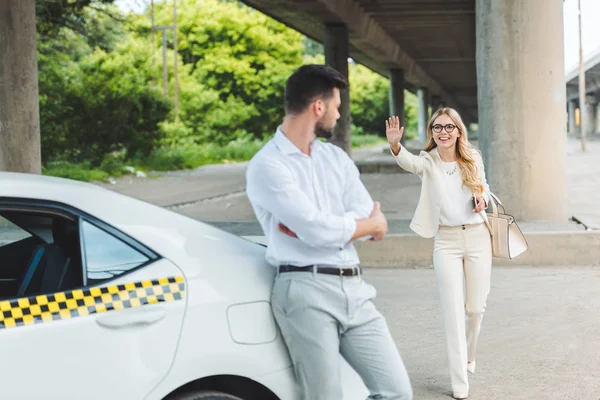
[241,0,568,222]
[566,54,600,137]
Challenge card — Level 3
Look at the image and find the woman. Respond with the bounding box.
[385,108,492,399]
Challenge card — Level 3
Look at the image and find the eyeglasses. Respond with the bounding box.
[432,124,457,133]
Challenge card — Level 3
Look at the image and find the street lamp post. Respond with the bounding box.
[578,0,586,151]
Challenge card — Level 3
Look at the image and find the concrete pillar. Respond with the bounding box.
[568,100,578,135]
[476,0,566,221]
[324,23,350,155]
[0,0,41,173]
[584,96,597,136]
[596,103,600,133]
[417,88,429,144]
[389,69,406,146]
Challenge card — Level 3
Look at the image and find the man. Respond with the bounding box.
[246,64,413,400]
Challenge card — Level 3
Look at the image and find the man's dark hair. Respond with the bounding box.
[284,64,348,114]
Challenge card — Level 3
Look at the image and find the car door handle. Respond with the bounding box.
[96,307,167,329]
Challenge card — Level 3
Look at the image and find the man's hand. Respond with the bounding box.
[368,201,388,241]
[278,223,298,238]
[386,116,404,155]
[473,196,487,213]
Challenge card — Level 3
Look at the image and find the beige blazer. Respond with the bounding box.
[391,144,491,238]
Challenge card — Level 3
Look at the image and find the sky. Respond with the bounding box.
[563,0,600,75]
[115,0,147,14]
[115,0,600,76]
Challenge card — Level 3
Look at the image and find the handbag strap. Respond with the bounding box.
[489,191,502,206]
[479,191,503,236]
[487,191,506,215]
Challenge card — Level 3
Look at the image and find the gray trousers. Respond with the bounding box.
[271,269,413,400]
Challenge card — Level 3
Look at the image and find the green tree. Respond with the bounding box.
[149,0,305,143]
[36,0,117,37]
[404,91,418,138]
[349,62,390,136]
[38,12,170,163]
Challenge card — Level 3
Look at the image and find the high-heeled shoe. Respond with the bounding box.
[467,361,476,374]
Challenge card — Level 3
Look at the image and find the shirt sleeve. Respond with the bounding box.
[246,159,357,249]
[475,151,491,205]
[342,152,374,220]
[391,144,427,177]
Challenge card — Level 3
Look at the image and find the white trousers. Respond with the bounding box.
[433,222,492,394]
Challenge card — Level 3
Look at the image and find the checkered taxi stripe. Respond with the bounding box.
[0,276,185,330]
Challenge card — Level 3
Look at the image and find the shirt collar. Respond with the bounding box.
[273,127,322,156]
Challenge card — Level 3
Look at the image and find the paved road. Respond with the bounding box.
[365,266,600,399]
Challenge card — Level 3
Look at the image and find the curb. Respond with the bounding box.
[243,230,600,268]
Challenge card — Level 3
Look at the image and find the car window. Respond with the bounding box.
[0,216,32,247]
[81,221,149,284]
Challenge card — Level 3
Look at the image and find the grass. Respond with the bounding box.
[43,162,110,182]
[351,134,387,148]
[142,139,267,171]
[43,134,388,182]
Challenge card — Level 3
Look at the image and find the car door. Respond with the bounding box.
[0,207,187,400]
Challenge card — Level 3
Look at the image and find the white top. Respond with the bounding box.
[438,161,483,227]
[246,128,374,267]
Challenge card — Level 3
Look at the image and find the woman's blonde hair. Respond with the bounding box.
[424,107,484,196]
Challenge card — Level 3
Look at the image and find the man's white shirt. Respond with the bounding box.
[246,127,374,268]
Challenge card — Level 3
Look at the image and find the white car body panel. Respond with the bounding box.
[0,172,369,400]
[0,258,186,400]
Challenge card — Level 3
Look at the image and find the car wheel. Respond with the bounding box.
[172,391,243,400]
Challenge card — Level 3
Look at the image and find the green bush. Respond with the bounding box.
[99,151,127,175]
[39,32,170,164]
[143,135,269,171]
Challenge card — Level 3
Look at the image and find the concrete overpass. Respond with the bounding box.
[566,47,600,136]
[242,0,478,146]
[240,0,567,222]
[1,0,568,222]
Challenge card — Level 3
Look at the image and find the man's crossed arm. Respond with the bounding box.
[246,158,387,249]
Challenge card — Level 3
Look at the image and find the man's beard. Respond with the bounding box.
[315,120,335,139]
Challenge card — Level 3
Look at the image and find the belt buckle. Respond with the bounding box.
[340,269,344,277]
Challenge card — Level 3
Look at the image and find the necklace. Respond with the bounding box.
[442,162,457,176]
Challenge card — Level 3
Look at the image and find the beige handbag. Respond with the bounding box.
[482,192,529,259]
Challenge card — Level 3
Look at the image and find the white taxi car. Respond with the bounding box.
[0,172,368,400]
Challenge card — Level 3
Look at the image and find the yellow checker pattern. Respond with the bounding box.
[0,276,185,330]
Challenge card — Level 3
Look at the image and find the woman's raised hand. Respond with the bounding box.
[385,116,404,146]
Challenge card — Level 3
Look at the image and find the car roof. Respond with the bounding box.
[0,172,263,270]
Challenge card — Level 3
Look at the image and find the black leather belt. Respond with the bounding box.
[278,265,361,277]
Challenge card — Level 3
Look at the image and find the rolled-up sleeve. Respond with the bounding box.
[246,159,356,249]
